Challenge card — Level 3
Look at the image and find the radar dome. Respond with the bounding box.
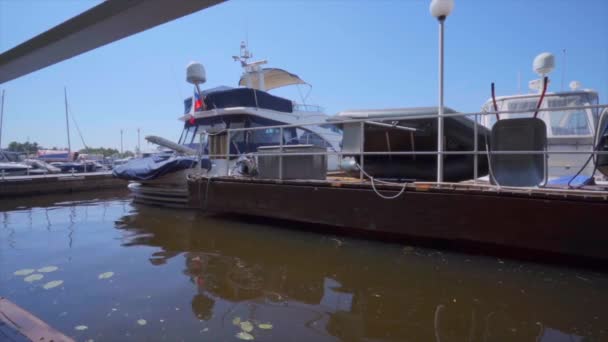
[186,62,206,85]
[533,52,555,76]
[569,81,581,91]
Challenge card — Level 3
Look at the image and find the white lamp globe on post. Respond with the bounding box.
[429,0,454,183]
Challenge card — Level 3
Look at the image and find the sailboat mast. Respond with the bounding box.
[0,89,5,150]
[64,87,72,156]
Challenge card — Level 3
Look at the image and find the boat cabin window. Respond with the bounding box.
[297,129,331,148]
[482,93,597,137]
[481,98,538,128]
[179,125,198,145]
[248,118,297,147]
[546,95,591,136]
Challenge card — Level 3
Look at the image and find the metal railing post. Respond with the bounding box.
[359,121,365,181]
[225,130,231,176]
[198,132,204,174]
[279,127,284,180]
[473,113,478,182]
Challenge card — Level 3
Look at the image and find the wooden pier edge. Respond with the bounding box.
[0,297,74,342]
[0,172,127,198]
[188,176,608,268]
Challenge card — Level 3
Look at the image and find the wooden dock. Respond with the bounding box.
[188,175,608,267]
[0,297,74,342]
[0,172,127,197]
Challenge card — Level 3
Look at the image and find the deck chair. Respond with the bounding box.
[489,117,547,187]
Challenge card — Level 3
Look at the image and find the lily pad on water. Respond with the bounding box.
[137,319,147,326]
[37,266,59,273]
[43,280,64,289]
[24,274,44,282]
[258,323,273,330]
[236,331,254,340]
[74,325,88,331]
[98,272,114,280]
[240,321,254,333]
[14,269,35,276]
[232,316,241,326]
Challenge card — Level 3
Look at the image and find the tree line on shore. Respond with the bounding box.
[4,141,134,157]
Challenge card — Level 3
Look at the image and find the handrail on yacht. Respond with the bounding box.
[293,104,324,113]
[223,104,608,132]
[202,103,608,184]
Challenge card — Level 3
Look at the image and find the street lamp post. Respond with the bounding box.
[430,0,454,183]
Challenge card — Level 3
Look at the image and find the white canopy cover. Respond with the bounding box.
[239,68,307,91]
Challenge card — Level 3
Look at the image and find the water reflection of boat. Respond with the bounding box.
[114,205,607,342]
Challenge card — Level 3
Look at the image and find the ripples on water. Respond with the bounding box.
[0,191,606,341]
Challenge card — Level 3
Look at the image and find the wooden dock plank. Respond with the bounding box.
[0,172,126,198]
[0,297,74,342]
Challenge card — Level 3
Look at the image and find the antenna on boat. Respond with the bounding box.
[64,87,72,157]
[517,71,521,94]
[561,48,566,91]
[233,41,267,90]
[0,89,4,150]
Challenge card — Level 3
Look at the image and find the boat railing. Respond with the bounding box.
[293,103,324,113]
[205,103,608,183]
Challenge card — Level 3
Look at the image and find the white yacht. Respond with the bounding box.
[480,53,608,185]
[115,42,342,206]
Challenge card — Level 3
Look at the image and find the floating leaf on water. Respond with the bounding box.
[37,266,59,273]
[43,280,63,289]
[137,319,147,326]
[74,325,88,331]
[24,274,44,282]
[98,272,114,279]
[232,317,241,326]
[14,269,35,276]
[240,321,254,332]
[258,323,273,330]
[236,332,254,340]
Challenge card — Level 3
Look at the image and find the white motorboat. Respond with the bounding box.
[115,42,342,205]
[480,53,608,185]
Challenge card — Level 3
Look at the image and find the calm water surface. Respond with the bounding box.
[1,191,607,341]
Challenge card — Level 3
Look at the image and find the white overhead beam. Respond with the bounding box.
[0,0,227,84]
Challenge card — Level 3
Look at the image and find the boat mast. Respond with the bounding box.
[233,41,267,90]
[0,89,4,150]
[64,87,72,157]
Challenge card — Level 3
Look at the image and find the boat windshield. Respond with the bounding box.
[482,92,599,137]
[179,125,198,145]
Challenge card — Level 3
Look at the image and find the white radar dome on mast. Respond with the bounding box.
[533,52,555,76]
[186,62,206,85]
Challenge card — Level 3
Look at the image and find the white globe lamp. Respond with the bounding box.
[430,0,454,20]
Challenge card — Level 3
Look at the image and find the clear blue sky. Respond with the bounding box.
[1,0,607,152]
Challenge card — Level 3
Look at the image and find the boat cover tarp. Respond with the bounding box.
[112,155,203,181]
[548,175,594,187]
[204,88,293,113]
